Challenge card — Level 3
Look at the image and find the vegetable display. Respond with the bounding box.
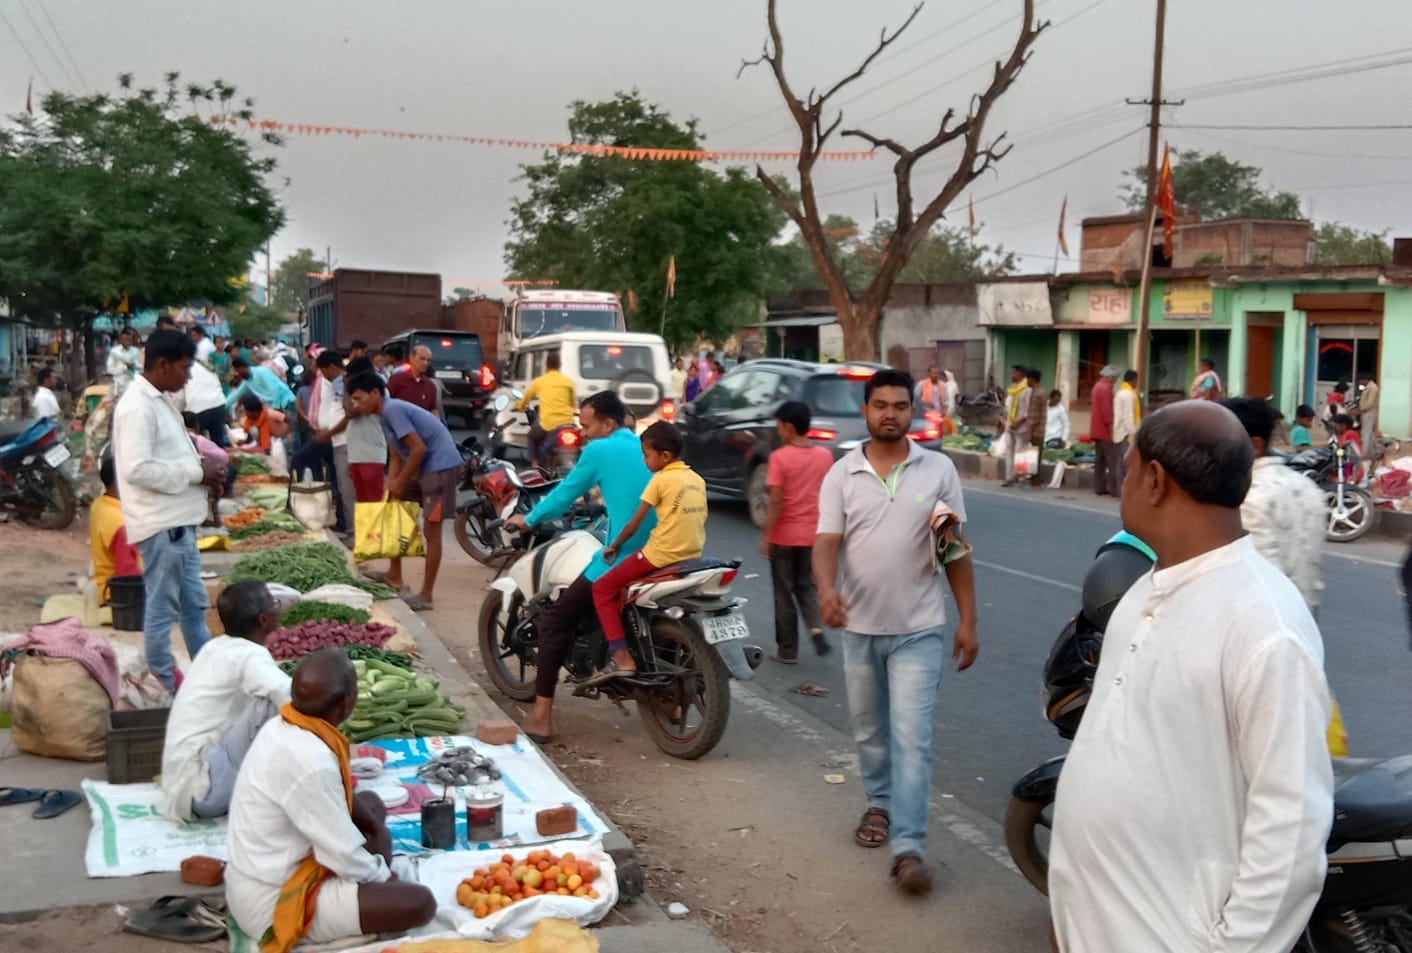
[278,600,371,627]
[941,433,989,452]
[266,619,398,660]
[230,510,305,540]
[227,542,397,598]
[232,530,310,552]
[342,658,465,742]
[456,850,603,918]
[223,507,267,530]
[278,644,414,675]
[234,453,271,476]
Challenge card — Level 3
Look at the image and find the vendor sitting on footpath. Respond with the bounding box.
[226,649,435,951]
[159,581,291,823]
[91,456,141,605]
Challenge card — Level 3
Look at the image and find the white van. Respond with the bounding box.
[495,331,675,451]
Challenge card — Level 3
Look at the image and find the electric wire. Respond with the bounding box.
[15,0,76,89]
[31,0,88,90]
[0,5,52,87]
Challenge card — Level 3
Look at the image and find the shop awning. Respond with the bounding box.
[761,314,838,328]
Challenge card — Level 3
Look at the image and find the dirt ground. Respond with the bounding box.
[0,516,94,630]
[0,904,227,952]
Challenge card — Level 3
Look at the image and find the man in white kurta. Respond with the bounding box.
[1050,402,1333,953]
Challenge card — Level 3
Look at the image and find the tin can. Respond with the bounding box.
[465,784,504,843]
[421,797,455,849]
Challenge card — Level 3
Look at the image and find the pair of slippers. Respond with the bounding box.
[0,787,82,819]
[123,895,227,944]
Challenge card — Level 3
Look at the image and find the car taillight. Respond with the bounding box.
[806,427,837,441]
[557,429,580,447]
[659,398,676,421]
[719,569,738,586]
[841,366,874,379]
[908,427,941,442]
[479,364,496,388]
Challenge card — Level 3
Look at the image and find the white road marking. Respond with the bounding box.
[973,559,1082,593]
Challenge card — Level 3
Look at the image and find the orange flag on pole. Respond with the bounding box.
[1057,196,1070,257]
[1157,144,1177,258]
[666,256,677,299]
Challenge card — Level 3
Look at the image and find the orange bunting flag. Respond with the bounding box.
[666,256,677,299]
[1157,144,1177,258]
[1057,196,1070,257]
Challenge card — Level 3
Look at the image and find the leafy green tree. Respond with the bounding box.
[1313,222,1392,265]
[227,294,288,343]
[1120,149,1302,220]
[443,286,476,305]
[271,248,326,312]
[504,92,786,350]
[768,217,1015,291]
[0,74,284,329]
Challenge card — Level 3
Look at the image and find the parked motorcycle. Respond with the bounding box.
[478,506,762,760]
[453,425,554,567]
[0,418,77,530]
[1005,537,1412,951]
[1285,440,1375,543]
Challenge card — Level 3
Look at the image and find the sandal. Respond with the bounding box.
[582,659,636,687]
[0,787,43,806]
[401,594,433,612]
[855,807,890,848]
[123,896,228,944]
[33,789,82,819]
[891,851,933,895]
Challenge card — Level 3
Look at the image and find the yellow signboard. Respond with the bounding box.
[1162,280,1213,319]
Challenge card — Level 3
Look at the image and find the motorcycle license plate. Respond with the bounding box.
[702,614,748,645]
[43,444,70,467]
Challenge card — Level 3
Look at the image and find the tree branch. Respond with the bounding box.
[816,3,924,107]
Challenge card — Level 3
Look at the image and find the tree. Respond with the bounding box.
[271,248,326,312]
[0,74,284,328]
[1313,222,1392,265]
[227,294,287,342]
[1120,149,1302,220]
[742,0,1044,359]
[443,286,476,305]
[504,92,787,350]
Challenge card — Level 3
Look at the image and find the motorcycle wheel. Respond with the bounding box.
[1003,795,1053,896]
[455,502,508,567]
[636,617,731,760]
[16,464,77,530]
[477,589,538,702]
[1325,485,1374,543]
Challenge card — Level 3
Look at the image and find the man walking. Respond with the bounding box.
[1111,369,1141,493]
[914,366,946,416]
[1050,402,1333,952]
[1024,367,1048,488]
[388,345,438,415]
[1000,364,1032,488]
[1353,370,1381,475]
[31,368,61,421]
[1089,365,1119,496]
[314,350,354,535]
[814,368,979,895]
[504,392,654,743]
[112,329,227,689]
[107,328,142,398]
[759,400,835,662]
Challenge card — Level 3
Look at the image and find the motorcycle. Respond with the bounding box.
[490,391,579,478]
[1005,539,1412,951]
[478,506,763,760]
[453,420,555,567]
[0,418,78,530]
[1285,439,1375,543]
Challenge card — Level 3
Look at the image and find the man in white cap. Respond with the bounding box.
[1090,365,1121,497]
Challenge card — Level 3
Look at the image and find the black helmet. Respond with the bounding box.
[1081,539,1154,632]
[1043,613,1102,739]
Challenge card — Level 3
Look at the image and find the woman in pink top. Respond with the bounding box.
[759,401,837,662]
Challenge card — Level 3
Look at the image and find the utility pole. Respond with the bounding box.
[1129,0,1176,394]
[264,241,272,307]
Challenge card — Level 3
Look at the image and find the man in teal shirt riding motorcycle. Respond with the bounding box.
[505,391,656,743]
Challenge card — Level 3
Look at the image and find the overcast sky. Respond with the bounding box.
[5,0,1411,295]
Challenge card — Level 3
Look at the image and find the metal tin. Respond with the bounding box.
[465,784,504,843]
[420,797,456,849]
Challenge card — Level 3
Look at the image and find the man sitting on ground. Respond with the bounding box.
[159,582,291,822]
[226,649,435,951]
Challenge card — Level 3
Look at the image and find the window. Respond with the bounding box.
[513,351,534,384]
[578,344,654,380]
[803,376,866,417]
[738,370,783,407]
[694,371,750,414]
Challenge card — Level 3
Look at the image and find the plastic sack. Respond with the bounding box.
[301,583,374,612]
[290,480,334,531]
[268,439,290,478]
[354,496,426,561]
[989,430,1012,459]
[10,653,110,761]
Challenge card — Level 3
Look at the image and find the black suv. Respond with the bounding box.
[382,329,495,427]
[676,359,942,527]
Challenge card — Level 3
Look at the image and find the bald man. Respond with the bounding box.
[226,650,434,950]
[1049,402,1333,952]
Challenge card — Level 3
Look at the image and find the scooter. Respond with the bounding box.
[0,418,77,530]
[477,505,763,760]
[1005,539,1412,951]
[1285,439,1376,543]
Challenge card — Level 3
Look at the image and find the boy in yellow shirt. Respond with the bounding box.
[589,422,707,682]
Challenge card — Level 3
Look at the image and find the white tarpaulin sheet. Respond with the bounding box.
[82,779,229,877]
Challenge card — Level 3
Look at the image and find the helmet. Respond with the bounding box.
[1043,613,1102,739]
[1081,536,1154,632]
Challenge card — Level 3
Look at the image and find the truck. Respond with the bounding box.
[496,289,626,374]
[441,296,504,373]
[306,269,443,353]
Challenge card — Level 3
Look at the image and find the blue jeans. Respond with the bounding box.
[136,526,211,689]
[842,626,946,860]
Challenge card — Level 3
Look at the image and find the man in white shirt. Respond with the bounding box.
[190,324,217,365]
[112,330,227,689]
[313,349,353,534]
[226,650,435,949]
[175,359,230,448]
[106,328,142,398]
[31,368,62,420]
[1111,369,1141,494]
[1223,397,1326,612]
[160,582,290,822]
[1050,401,1333,953]
[1044,389,1071,447]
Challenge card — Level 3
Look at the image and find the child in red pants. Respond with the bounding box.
[588,422,708,684]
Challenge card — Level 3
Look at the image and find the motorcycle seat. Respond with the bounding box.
[1328,754,1412,847]
[641,556,738,580]
[0,419,36,444]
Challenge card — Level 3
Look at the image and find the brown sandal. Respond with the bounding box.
[891,851,932,895]
[855,807,890,848]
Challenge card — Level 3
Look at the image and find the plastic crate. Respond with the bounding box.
[107,708,170,784]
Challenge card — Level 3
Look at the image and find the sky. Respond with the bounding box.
[5,0,1412,296]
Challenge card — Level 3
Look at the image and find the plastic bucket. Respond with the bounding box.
[106,575,145,631]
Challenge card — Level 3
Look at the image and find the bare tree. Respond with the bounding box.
[742,0,1046,360]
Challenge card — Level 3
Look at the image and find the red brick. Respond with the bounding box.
[536,806,578,837]
[475,720,520,746]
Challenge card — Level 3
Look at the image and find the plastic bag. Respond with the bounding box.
[301,583,374,612]
[290,480,334,531]
[354,496,426,561]
[989,430,1012,459]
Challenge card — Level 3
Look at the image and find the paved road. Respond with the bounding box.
[701,482,1412,827]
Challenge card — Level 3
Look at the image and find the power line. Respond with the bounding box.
[1172,126,1412,161]
[1172,123,1412,132]
[31,0,88,90]
[0,6,52,87]
[15,0,76,88]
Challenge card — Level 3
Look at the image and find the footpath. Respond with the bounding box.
[0,521,729,953]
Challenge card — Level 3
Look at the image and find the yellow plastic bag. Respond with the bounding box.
[354,496,425,561]
[1327,698,1349,757]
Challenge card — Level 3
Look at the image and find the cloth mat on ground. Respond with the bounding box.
[83,779,229,877]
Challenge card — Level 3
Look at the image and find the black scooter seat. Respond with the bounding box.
[0,419,37,444]
[1329,755,1412,847]
[642,556,738,580]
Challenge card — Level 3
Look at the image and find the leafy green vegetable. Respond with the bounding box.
[279,601,371,627]
[230,511,306,540]
[228,541,395,598]
[235,453,271,476]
